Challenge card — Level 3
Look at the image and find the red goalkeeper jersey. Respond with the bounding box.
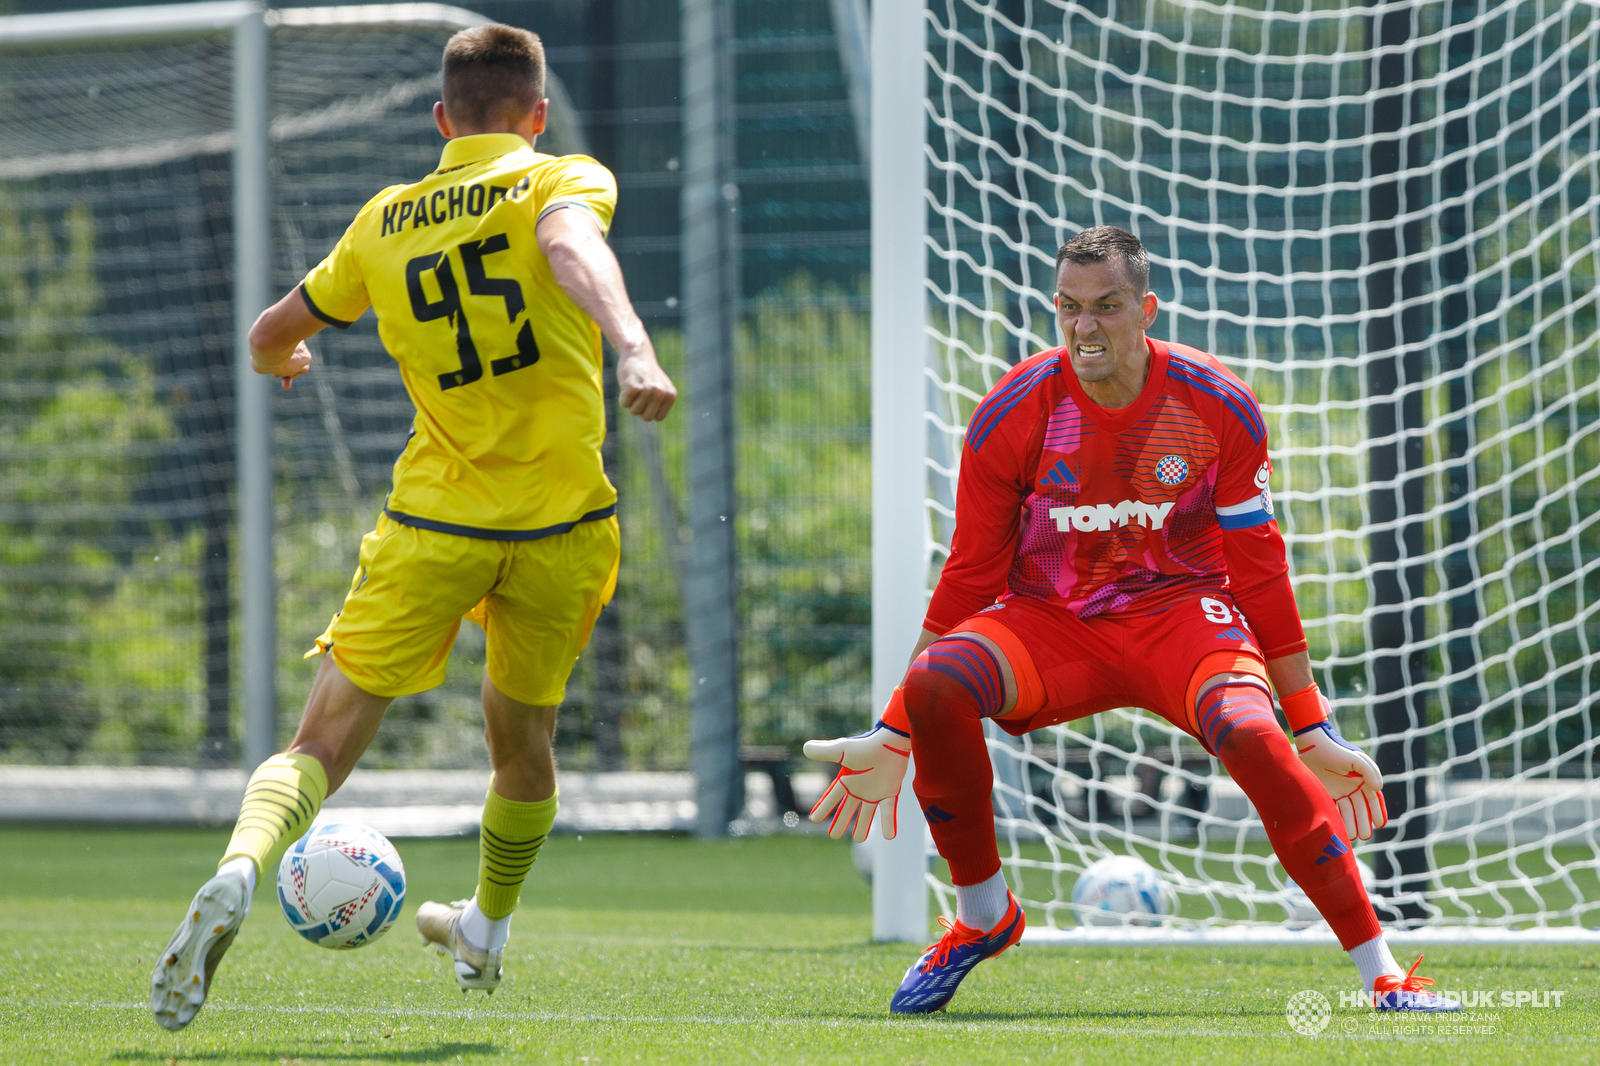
[924,336,1309,660]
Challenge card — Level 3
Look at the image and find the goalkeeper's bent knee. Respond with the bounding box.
[904,635,1006,727]
[904,636,1004,885]
[1194,680,1276,755]
[476,778,558,920]
[221,751,330,878]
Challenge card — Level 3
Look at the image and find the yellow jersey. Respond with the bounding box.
[301,133,617,539]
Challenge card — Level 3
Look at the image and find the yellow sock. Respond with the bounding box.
[477,778,558,920]
[220,752,329,878]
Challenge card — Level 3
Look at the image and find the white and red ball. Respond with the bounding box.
[278,822,406,949]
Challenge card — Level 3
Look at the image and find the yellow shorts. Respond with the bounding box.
[307,513,619,706]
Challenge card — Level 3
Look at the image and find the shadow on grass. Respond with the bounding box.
[939,1009,1232,1023]
[793,1007,1087,1023]
[109,1042,496,1063]
[695,942,905,957]
[804,1007,1268,1024]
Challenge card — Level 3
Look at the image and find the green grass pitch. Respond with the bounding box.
[2,826,1596,1065]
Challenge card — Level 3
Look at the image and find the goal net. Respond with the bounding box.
[907,0,1600,937]
[0,4,586,771]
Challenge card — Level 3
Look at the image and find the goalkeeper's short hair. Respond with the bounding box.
[442,24,546,132]
[1056,225,1150,296]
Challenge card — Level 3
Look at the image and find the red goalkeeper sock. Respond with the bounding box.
[1199,682,1382,950]
[904,636,1005,886]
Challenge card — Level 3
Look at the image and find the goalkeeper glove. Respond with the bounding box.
[1283,683,1388,842]
[803,687,912,842]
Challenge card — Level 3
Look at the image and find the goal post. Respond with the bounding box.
[870,0,933,944]
[872,0,1600,941]
[234,5,274,773]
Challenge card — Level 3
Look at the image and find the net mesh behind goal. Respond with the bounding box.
[921,0,1599,931]
[0,11,589,769]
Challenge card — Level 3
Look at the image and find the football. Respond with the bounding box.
[277,822,407,949]
[1071,855,1175,926]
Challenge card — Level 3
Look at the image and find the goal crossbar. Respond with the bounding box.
[0,2,489,46]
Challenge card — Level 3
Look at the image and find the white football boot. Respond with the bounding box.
[416,899,503,993]
[150,869,251,1031]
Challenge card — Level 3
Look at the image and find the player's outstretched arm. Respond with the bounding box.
[537,207,676,422]
[803,687,913,842]
[1269,652,1388,842]
[248,287,325,389]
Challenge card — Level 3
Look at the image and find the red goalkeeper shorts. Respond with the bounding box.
[953,591,1270,747]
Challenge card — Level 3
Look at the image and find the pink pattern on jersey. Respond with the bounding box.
[1007,392,1229,618]
[1042,395,1084,452]
[926,340,1297,646]
[1165,466,1225,574]
[1011,496,1078,601]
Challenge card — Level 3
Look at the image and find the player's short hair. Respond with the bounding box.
[1056,226,1150,295]
[441,24,545,132]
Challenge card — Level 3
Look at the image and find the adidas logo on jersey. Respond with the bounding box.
[1312,833,1350,866]
[1039,460,1077,487]
[1048,499,1177,533]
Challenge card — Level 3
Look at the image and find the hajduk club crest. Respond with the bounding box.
[1155,455,1188,485]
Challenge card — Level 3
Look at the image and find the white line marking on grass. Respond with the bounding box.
[25,1001,1257,1039]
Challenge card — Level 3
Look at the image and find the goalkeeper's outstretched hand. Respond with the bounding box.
[1291,691,1387,841]
[803,691,911,842]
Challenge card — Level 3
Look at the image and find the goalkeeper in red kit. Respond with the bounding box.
[805,227,1461,1015]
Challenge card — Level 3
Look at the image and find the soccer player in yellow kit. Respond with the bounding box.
[151,25,675,1030]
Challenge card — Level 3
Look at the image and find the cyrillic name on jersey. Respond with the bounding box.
[380,175,534,237]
